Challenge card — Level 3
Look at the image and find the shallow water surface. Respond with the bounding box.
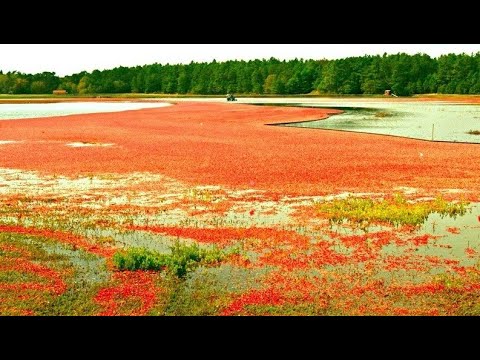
[280,102,480,144]
[161,97,480,143]
[0,101,171,120]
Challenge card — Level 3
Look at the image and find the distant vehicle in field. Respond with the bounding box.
[226,93,237,101]
[384,89,398,97]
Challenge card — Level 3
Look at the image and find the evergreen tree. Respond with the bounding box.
[0,53,479,95]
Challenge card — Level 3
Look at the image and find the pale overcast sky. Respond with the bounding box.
[1,44,479,77]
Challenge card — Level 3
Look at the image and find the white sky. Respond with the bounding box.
[0,44,479,77]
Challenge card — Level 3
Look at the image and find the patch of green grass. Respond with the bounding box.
[0,271,49,284]
[159,271,231,316]
[242,302,339,316]
[0,232,109,315]
[316,193,468,229]
[36,286,104,316]
[145,264,267,315]
[113,241,232,278]
[430,271,480,315]
[156,265,264,316]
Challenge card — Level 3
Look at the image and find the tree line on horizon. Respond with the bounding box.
[0,52,479,96]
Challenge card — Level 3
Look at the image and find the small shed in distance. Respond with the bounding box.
[53,89,68,95]
[384,89,392,96]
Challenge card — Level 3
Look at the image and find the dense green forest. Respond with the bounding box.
[1,52,479,96]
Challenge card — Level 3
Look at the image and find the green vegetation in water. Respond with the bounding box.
[467,130,480,135]
[113,241,235,278]
[157,269,233,316]
[316,194,468,229]
[150,265,267,316]
[0,232,107,316]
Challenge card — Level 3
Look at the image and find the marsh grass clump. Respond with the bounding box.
[466,130,480,135]
[183,188,216,203]
[113,247,166,271]
[316,194,468,229]
[113,241,228,278]
[374,111,393,118]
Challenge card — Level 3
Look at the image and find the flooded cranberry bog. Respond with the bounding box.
[0,98,479,316]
